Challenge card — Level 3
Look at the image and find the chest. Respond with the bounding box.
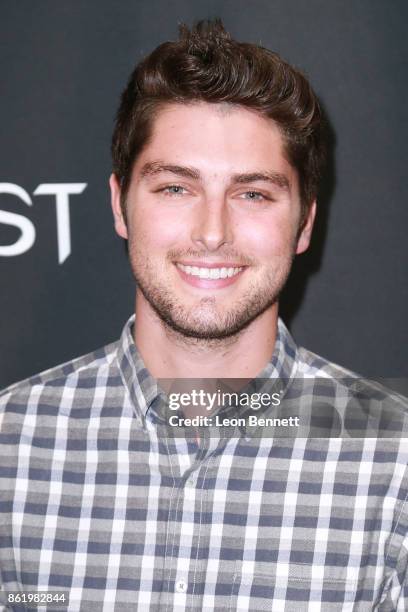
[2,437,404,610]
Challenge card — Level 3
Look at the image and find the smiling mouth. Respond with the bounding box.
[176,263,244,280]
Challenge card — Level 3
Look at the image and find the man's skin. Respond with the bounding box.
[110,102,316,383]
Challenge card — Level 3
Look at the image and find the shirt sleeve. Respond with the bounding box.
[0,580,11,612]
[390,535,408,611]
[396,580,408,611]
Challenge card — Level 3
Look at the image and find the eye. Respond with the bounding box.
[160,185,187,196]
[240,191,269,201]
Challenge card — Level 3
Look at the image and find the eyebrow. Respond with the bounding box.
[232,172,289,190]
[140,162,200,180]
[139,162,290,190]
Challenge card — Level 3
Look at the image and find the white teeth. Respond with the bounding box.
[177,264,243,279]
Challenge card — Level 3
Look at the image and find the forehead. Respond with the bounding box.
[134,102,296,183]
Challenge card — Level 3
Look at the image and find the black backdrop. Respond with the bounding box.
[1,0,407,389]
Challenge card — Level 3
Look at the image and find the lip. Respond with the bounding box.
[175,263,246,289]
[176,261,246,268]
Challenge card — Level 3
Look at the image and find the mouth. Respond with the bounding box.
[175,262,247,289]
[177,263,244,279]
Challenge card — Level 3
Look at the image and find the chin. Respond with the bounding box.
[156,302,266,340]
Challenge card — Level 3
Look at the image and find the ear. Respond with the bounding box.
[109,173,128,239]
[296,200,316,254]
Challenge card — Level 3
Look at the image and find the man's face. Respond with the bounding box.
[111,102,315,340]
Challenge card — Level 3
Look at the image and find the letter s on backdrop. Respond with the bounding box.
[0,183,35,256]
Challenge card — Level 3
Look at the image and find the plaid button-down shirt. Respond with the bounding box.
[0,315,407,611]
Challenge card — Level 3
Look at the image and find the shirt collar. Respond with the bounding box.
[116,314,162,419]
[116,313,299,420]
[253,316,299,388]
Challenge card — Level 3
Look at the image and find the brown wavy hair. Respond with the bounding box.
[111,19,326,226]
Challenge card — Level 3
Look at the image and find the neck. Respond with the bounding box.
[133,292,279,379]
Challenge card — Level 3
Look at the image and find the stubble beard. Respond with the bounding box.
[128,242,296,344]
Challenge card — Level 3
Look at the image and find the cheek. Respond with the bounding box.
[236,215,296,258]
[132,204,184,250]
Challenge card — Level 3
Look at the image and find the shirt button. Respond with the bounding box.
[175,578,187,593]
[186,477,195,487]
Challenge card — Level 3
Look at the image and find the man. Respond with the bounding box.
[0,19,407,611]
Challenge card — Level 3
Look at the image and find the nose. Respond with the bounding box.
[191,196,233,251]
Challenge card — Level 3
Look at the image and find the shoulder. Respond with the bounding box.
[298,345,406,396]
[297,345,364,379]
[0,339,120,422]
[295,345,408,435]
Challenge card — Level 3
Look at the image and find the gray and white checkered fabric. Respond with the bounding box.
[0,315,407,611]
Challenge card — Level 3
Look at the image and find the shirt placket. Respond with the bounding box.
[156,426,218,611]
